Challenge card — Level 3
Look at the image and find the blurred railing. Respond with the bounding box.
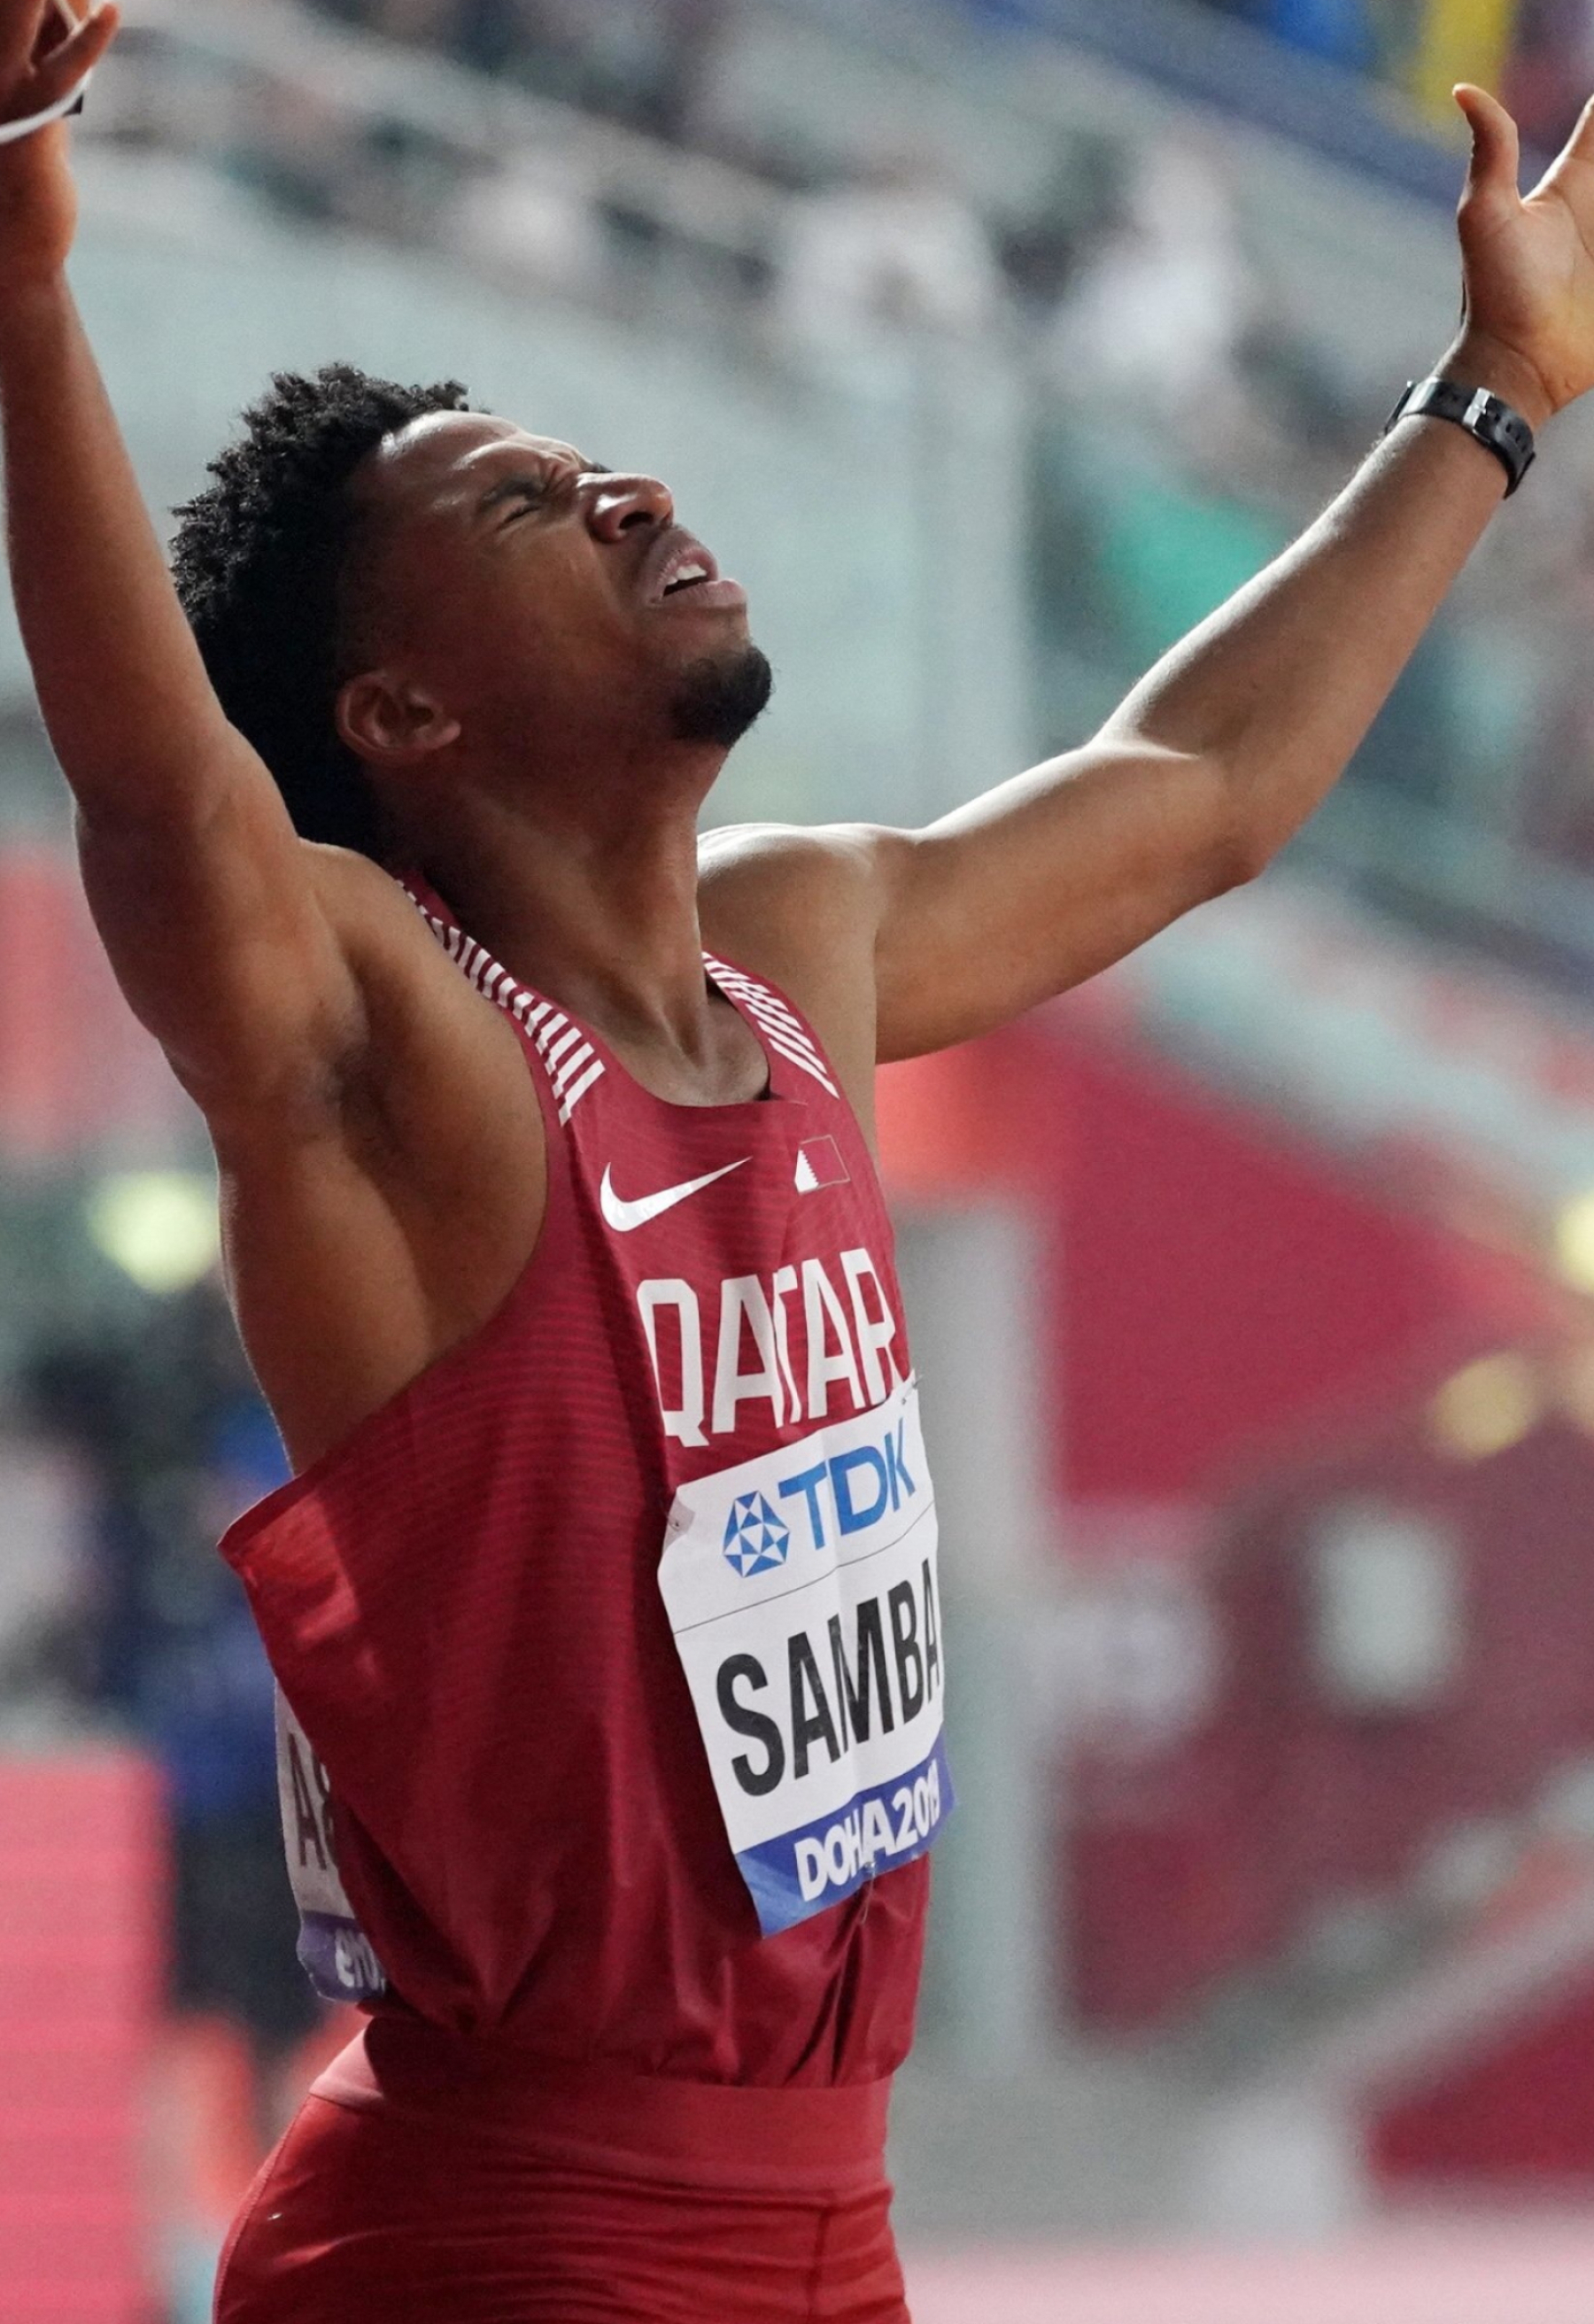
[114,0,786,294]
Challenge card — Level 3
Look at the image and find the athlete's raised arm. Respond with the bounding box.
[852,88,1593,1063]
[0,0,369,1121]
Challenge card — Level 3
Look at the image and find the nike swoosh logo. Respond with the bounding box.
[600,1157,750,1233]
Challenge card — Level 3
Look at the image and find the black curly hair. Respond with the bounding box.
[171,362,475,861]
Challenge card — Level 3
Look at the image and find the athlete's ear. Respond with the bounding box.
[336,671,463,766]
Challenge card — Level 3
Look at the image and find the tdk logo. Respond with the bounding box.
[722,1421,918,1582]
[780,1421,917,1554]
[723,1492,791,1578]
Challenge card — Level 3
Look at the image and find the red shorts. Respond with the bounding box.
[213,2022,910,2324]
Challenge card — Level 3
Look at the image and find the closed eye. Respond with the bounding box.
[487,477,559,527]
[480,460,609,528]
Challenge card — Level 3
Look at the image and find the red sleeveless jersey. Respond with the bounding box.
[221,874,950,2088]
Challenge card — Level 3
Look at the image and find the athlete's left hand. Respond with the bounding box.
[1450,84,1594,429]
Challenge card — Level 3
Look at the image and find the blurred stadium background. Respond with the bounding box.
[12,0,1594,2316]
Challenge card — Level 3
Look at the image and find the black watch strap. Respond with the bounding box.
[1382,375,1536,496]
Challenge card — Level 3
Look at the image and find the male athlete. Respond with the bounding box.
[7,1,1594,2317]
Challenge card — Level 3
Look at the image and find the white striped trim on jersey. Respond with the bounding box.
[405,892,606,1126]
[702,956,840,1099]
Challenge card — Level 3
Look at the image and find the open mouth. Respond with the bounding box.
[662,557,714,599]
[644,531,748,612]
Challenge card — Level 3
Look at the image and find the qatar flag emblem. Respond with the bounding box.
[794,1136,849,1193]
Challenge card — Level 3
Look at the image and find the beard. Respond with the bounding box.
[668,642,774,751]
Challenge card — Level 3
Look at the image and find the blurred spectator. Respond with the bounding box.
[1041,140,1260,452]
[998,135,1135,322]
[770,147,1006,353]
[307,0,734,144]
[582,0,734,143]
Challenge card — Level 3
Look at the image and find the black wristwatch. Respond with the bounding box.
[1382,375,1536,496]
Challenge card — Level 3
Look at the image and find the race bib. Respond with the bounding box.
[274,1690,388,2003]
[658,1375,952,1934]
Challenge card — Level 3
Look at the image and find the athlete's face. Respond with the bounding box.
[335,411,770,794]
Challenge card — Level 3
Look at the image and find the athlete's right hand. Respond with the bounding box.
[0,1,120,296]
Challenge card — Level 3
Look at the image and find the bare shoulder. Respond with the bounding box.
[698,821,878,995]
[699,817,878,890]
[698,820,897,1121]
[697,819,888,970]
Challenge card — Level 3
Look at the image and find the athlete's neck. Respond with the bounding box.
[410,793,746,1087]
